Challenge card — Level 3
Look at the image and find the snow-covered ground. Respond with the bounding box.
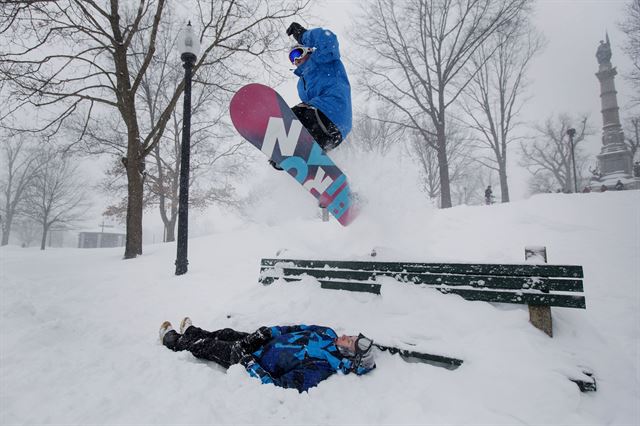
[1,180,639,424]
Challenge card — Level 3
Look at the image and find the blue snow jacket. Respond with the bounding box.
[243,325,375,392]
[294,28,352,139]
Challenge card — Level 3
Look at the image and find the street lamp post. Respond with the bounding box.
[567,128,578,193]
[175,21,200,276]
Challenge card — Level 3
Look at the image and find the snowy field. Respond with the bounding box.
[1,184,639,424]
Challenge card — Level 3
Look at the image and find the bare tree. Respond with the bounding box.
[410,123,475,205]
[0,136,43,246]
[526,171,557,195]
[462,16,544,203]
[91,13,248,242]
[15,217,41,248]
[520,114,593,193]
[1,0,310,258]
[619,0,640,103]
[452,166,495,206]
[411,132,440,201]
[144,111,246,242]
[23,150,90,250]
[353,0,530,208]
[624,116,639,161]
[348,106,404,155]
[91,103,246,243]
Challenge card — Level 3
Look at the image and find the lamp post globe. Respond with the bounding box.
[178,21,200,62]
[175,21,199,276]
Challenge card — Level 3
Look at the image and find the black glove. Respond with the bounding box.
[240,326,273,353]
[286,22,307,44]
[230,341,249,364]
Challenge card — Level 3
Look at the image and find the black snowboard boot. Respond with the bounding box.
[268,159,284,171]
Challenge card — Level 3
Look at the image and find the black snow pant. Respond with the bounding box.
[292,104,343,152]
[162,326,250,369]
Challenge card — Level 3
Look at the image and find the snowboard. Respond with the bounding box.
[229,83,358,226]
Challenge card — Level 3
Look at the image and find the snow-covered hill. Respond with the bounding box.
[1,190,638,425]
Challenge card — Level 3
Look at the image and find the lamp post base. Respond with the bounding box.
[175,258,189,276]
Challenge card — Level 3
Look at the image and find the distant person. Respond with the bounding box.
[159,318,375,393]
[582,186,591,193]
[484,185,493,205]
[600,184,608,192]
[614,180,624,190]
[634,162,640,178]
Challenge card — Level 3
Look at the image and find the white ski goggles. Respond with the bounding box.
[289,46,313,64]
[355,334,373,355]
[337,334,373,357]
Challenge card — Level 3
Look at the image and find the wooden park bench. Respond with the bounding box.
[258,246,595,391]
[259,246,585,338]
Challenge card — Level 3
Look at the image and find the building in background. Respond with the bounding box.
[78,224,125,249]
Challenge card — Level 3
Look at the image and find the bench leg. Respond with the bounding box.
[529,305,553,337]
[525,246,553,337]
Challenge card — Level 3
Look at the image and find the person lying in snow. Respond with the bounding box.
[159,318,375,392]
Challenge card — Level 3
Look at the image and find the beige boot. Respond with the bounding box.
[159,321,174,342]
[179,317,193,334]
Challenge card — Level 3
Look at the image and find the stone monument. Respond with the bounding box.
[591,34,639,190]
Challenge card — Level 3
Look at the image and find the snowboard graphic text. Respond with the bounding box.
[262,117,351,220]
[262,117,303,157]
[229,83,358,225]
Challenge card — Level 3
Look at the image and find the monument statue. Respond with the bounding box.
[596,39,612,65]
[592,33,638,190]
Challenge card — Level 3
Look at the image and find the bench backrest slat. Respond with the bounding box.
[260,266,583,293]
[261,258,584,279]
[446,288,586,309]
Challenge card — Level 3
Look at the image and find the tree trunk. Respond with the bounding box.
[124,153,144,258]
[157,171,178,243]
[499,158,510,202]
[118,68,144,258]
[40,224,49,250]
[1,211,13,246]
[163,161,179,243]
[112,24,145,259]
[165,218,176,242]
[123,116,144,258]
[436,124,453,208]
[160,204,177,242]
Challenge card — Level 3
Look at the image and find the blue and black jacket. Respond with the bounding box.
[294,28,352,139]
[243,325,375,392]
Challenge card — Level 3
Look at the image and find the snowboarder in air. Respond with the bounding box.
[159,318,375,393]
[268,22,352,170]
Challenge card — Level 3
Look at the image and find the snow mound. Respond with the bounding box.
[1,190,638,424]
